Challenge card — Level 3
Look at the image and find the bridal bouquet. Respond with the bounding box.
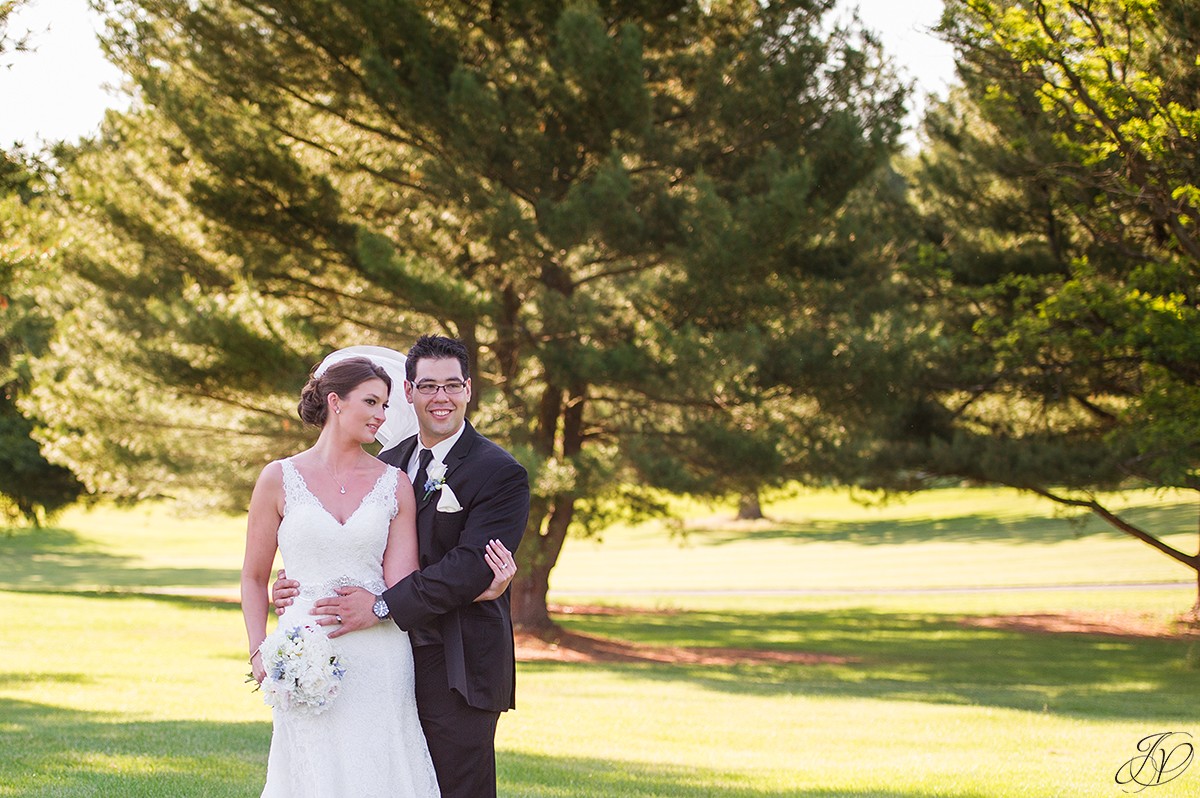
[257,624,345,715]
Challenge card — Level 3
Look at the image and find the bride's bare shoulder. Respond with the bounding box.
[252,458,291,489]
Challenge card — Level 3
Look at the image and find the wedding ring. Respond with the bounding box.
[335,615,343,624]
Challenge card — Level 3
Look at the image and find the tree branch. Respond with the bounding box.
[1023,484,1200,569]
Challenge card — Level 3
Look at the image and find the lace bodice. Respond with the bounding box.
[277,459,399,599]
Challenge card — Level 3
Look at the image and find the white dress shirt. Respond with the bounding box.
[406,423,466,484]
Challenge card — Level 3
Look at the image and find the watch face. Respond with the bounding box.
[373,599,388,618]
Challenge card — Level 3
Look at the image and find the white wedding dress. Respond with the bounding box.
[260,459,440,798]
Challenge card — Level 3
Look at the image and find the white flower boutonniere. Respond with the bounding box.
[422,461,448,501]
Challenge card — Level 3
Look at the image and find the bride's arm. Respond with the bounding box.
[377,477,512,599]
[241,462,284,684]
[382,474,420,589]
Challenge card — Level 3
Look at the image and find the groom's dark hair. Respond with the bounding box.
[406,335,471,382]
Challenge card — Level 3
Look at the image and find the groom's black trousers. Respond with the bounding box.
[413,644,501,798]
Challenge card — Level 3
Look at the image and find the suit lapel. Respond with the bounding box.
[380,435,418,471]
[442,420,477,481]
[415,421,476,515]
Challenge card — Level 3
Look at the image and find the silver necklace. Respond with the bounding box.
[320,458,351,494]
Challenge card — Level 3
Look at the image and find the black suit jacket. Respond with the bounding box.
[379,420,529,712]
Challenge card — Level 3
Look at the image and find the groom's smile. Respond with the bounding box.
[406,357,471,447]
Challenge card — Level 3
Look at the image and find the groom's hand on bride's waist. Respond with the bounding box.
[271,568,300,616]
[313,586,378,638]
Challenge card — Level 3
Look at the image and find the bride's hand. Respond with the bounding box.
[250,650,266,685]
[474,539,516,602]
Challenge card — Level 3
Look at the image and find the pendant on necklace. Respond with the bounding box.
[339,486,347,494]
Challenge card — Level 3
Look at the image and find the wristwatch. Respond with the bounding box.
[372,594,390,622]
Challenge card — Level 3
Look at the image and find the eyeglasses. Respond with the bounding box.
[413,381,467,396]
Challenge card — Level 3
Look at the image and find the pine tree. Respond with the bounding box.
[43,0,905,627]
[877,0,1200,608]
[0,154,85,524]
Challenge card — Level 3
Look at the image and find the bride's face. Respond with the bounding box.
[331,378,390,444]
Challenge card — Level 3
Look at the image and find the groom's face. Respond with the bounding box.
[406,356,471,447]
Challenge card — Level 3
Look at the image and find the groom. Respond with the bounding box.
[275,335,529,798]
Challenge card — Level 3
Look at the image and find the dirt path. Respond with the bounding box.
[515,627,855,666]
[517,604,1196,665]
[961,609,1197,639]
[514,604,855,665]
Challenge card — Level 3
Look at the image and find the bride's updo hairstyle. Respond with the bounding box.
[298,356,392,428]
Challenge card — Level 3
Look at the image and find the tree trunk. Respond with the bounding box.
[1193,569,1200,618]
[1194,502,1200,616]
[510,567,554,633]
[511,495,576,634]
[737,490,763,520]
[510,378,586,635]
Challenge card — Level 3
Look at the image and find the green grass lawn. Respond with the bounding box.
[2,487,1199,796]
[549,487,1198,597]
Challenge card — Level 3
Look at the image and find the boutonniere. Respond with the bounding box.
[422,461,448,501]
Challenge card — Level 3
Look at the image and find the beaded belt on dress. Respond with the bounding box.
[297,575,387,600]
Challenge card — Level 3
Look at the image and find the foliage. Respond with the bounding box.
[0,0,31,71]
[870,0,1200,595]
[0,389,82,526]
[0,148,85,524]
[32,0,906,626]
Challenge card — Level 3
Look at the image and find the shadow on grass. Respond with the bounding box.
[682,501,1196,547]
[498,751,972,797]
[0,698,981,798]
[9,586,1197,727]
[546,608,1200,722]
[0,526,239,593]
[0,697,266,798]
[2,587,244,616]
[0,671,93,688]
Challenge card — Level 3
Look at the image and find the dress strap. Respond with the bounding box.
[373,465,401,520]
[279,458,313,516]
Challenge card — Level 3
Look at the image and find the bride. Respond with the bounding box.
[240,353,513,797]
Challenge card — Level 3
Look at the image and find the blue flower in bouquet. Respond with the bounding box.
[256,624,345,715]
